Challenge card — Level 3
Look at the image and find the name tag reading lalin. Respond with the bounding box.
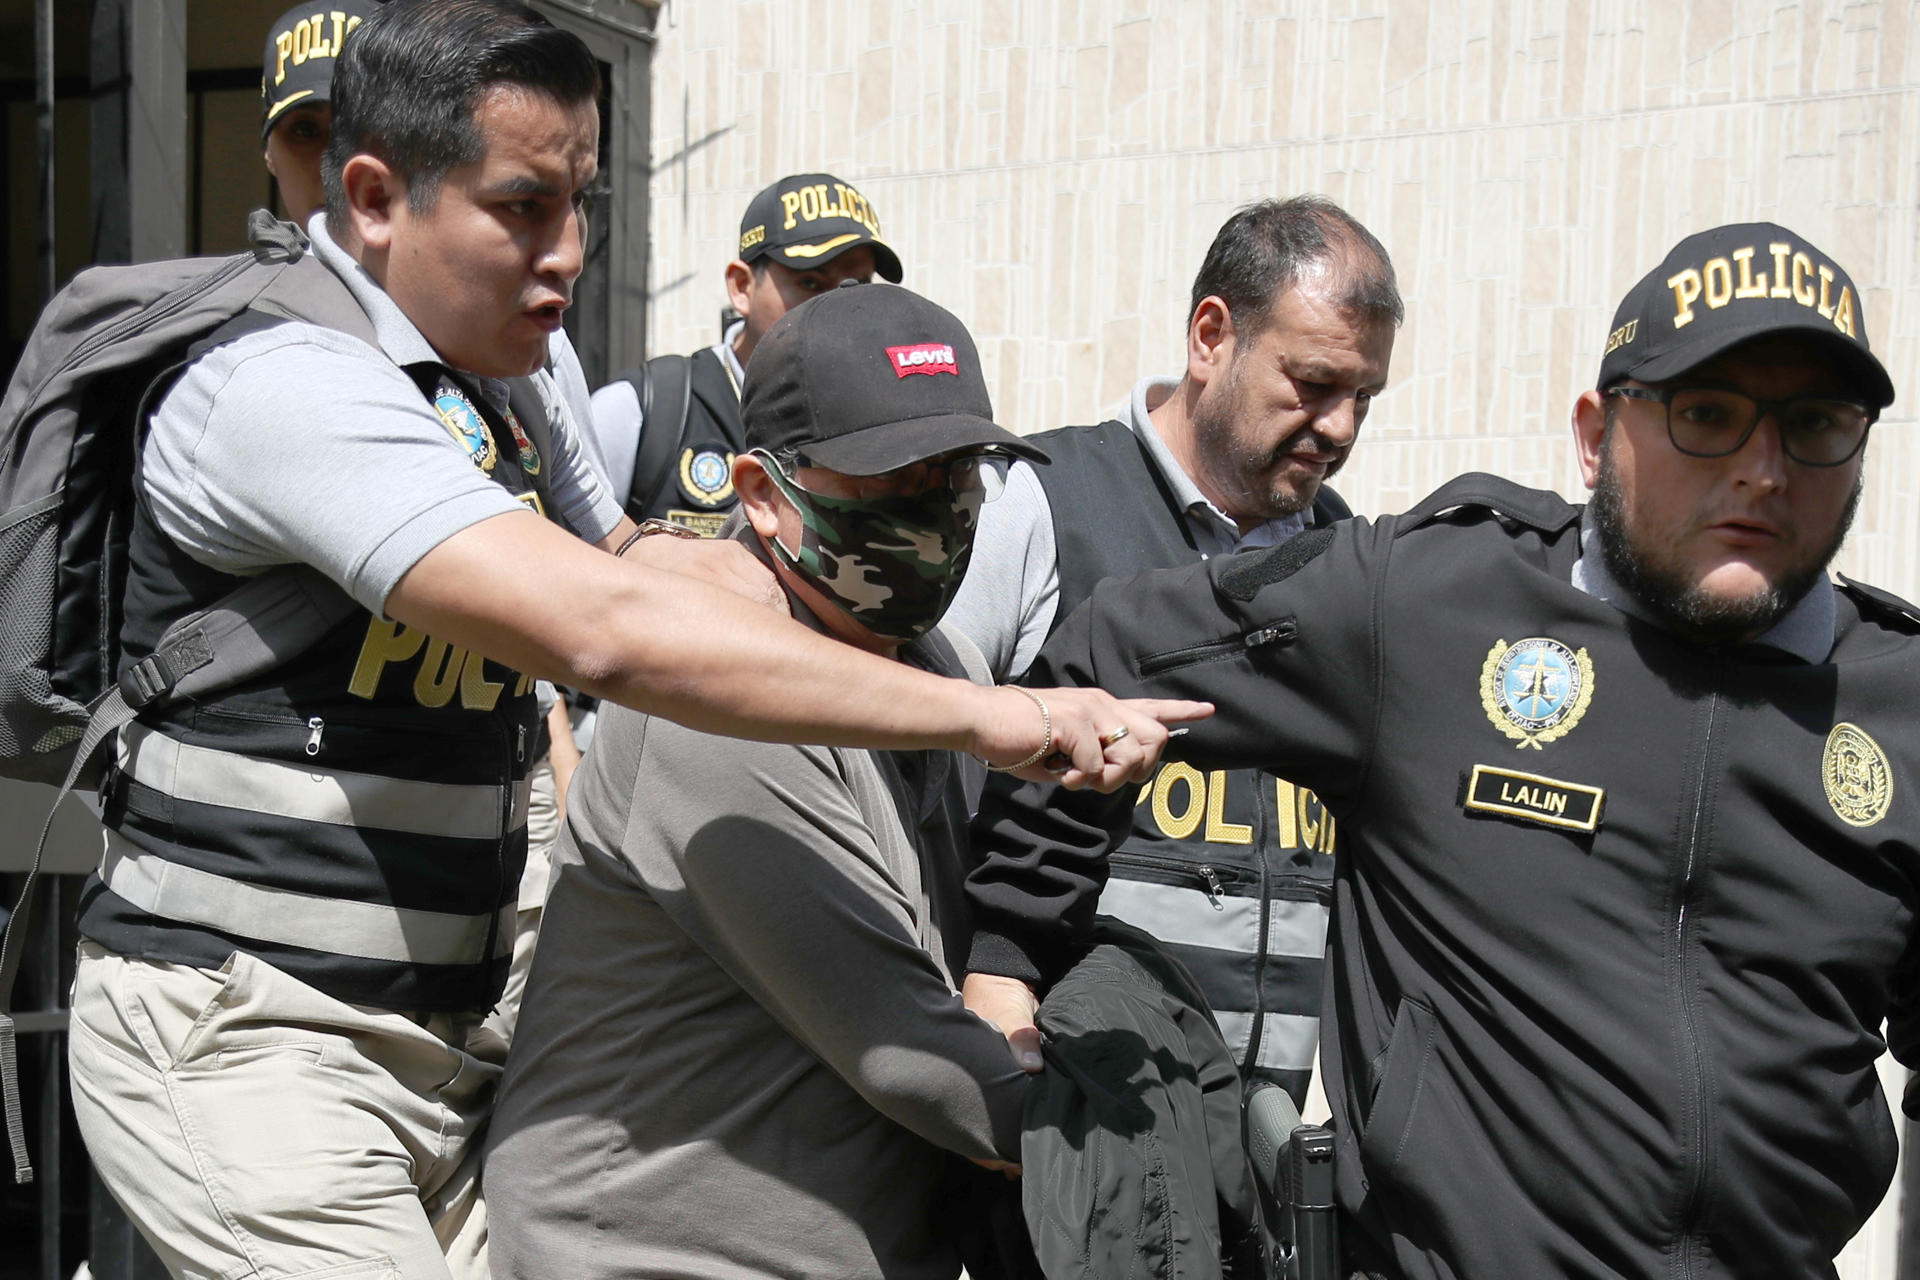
[1462,764,1605,834]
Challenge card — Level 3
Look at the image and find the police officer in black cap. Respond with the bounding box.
[260,0,380,224]
[963,221,1914,1280]
[591,173,905,536]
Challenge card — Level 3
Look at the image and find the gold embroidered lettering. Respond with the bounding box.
[1833,286,1857,338]
[1769,243,1794,298]
[1274,778,1299,848]
[1202,772,1253,844]
[1666,268,1703,328]
[413,639,463,709]
[1152,762,1205,840]
[459,649,505,712]
[1702,257,1733,310]
[348,618,426,699]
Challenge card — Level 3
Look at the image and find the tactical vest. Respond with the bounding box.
[79,366,551,1014]
[624,347,744,537]
[1033,420,1345,1104]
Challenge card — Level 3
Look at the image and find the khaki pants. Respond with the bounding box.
[69,942,500,1280]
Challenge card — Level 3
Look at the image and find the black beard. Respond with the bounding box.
[1189,362,1322,523]
[1589,446,1861,646]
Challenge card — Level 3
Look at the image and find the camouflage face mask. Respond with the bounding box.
[759,453,985,643]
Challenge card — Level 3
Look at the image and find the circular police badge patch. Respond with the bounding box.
[1479,637,1594,750]
[434,390,498,472]
[1822,722,1891,827]
[678,447,735,507]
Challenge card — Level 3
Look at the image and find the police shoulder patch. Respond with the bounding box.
[434,389,497,472]
[678,447,735,508]
[1480,636,1594,749]
[1822,722,1891,827]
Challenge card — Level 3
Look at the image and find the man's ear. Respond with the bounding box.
[342,153,402,251]
[1187,296,1235,392]
[1572,389,1609,491]
[732,452,783,540]
[724,260,756,319]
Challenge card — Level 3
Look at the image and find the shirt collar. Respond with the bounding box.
[716,319,748,398]
[1125,375,1310,547]
[1572,511,1836,663]
[307,213,518,410]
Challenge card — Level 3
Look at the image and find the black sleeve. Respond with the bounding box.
[965,517,1387,987]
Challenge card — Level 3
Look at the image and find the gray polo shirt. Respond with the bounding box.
[141,214,621,613]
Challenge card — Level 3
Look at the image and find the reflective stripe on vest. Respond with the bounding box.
[99,829,514,966]
[117,721,528,840]
[1099,877,1328,1074]
[1214,1011,1318,1074]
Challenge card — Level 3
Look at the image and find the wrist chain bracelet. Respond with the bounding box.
[987,686,1052,773]
[616,518,701,558]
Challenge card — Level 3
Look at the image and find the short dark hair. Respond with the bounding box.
[1187,195,1404,335]
[322,0,599,227]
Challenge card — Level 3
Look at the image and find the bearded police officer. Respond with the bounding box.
[489,284,1044,1280]
[591,172,903,535]
[61,5,1196,1278]
[946,195,1399,1104]
[963,222,1912,1279]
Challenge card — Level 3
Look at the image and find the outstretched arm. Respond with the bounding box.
[386,509,1210,788]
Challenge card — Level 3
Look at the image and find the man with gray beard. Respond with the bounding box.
[946,195,1400,1107]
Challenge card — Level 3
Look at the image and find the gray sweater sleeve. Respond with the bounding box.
[625,718,1029,1162]
[941,460,1061,682]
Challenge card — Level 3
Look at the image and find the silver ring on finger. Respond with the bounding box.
[1097,725,1130,748]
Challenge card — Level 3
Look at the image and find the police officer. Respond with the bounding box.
[260,0,379,225]
[963,222,1911,1279]
[62,6,1193,1278]
[945,195,1398,1103]
[590,172,903,535]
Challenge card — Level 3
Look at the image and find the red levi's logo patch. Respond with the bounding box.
[887,343,959,378]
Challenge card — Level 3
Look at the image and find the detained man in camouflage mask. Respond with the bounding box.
[485,282,1066,1280]
[734,281,1049,646]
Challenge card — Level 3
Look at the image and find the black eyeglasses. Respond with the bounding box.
[1605,385,1874,467]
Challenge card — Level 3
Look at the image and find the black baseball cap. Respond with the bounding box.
[1598,221,1894,409]
[737,174,904,283]
[741,283,1048,475]
[261,1,380,140]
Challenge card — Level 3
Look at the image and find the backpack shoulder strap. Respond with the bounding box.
[625,352,694,519]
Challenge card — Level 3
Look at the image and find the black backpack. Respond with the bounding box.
[0,211,376,1183]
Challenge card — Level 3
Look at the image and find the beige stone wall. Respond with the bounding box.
[644,0,1919,598]
[644,3,1916,1272]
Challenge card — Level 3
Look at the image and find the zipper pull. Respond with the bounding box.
[304,716,324,757]
[1244,622,1295,649]
[516,724,527,763]
[1198,864,1224,909]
